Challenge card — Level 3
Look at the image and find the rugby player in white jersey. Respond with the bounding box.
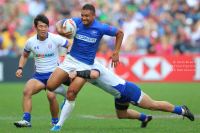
[52,61,194,131]
[14,14,72,127]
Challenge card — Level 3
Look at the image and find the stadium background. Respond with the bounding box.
[0,0,199,133]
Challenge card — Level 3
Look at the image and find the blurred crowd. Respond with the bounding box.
[0,0,200,57]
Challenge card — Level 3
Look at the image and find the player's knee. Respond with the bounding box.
[23,87,32,97]
[116,113,127,119]
[117,114,124,119]
[47,92,56,102]
[66,91,77,101]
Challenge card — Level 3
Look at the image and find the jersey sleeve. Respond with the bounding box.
[24,40,31,53]
[62,19,67,24]
[92,61,104,75]
[53,34,68,48]
[101,23,118,36]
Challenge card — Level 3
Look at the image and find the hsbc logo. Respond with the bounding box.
[194,57,200,80]
[131,57,172,80]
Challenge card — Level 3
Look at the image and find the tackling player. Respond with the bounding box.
[51,61,194,131]
[14,14,71,127]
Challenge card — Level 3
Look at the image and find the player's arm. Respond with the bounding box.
[56,20,73,39]
[15,51,30,78]
[110,29,124,68]
[114,29,124,55]
[66,41,72,54]
[69,70,99,82]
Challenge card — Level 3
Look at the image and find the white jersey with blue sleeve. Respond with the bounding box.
[24,32,68,73]
[62,18,118,65]
[87,61,126,98]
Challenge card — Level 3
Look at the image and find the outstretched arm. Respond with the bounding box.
[69,70,100,82]
[15,51,30,78]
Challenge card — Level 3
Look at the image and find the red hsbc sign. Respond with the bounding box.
[94,54,200,82]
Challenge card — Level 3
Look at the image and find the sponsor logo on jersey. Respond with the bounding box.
[91,30,97,36]
[36,53,54,58]
[34,46,39,49]
[75,34,97,43]
[110,26,113,31]
[48,44,52,49]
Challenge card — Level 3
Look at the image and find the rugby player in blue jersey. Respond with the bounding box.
[51,61,194,131]
[47,4,124,131]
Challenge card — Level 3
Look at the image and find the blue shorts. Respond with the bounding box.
[31,72,52,85]
[115,81,143,105]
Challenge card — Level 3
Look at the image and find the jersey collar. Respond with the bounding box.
[37,33,48,40]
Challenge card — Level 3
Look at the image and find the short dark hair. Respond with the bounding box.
[34,14,49,27]
[82,4,95,14]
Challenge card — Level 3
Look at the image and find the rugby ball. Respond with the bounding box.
[63,19,77,39]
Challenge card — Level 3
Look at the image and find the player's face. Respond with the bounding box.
[81,10,96,27]
[35,21,48,38]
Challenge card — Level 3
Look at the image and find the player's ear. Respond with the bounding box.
[34,25,37,30]
[93,13,96,19]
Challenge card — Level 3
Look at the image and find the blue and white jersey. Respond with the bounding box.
[62,18,118,65]
[24,32,68,73]
[87,61,126,98]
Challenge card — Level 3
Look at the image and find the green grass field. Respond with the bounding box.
[0,83,199,133]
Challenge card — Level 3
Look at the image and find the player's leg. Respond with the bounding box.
[47,84,67,125]
[14,79,45,127]
[47,67,69,92]
[115,100,152,128]
[66,77,86,101]
[115,102,141,119]
[47,91,59,126]
[51,77,86,131]
[138,93,194,121]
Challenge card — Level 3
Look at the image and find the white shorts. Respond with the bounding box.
[58,55,93,74]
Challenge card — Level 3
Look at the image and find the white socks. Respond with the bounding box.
[53,85,67,98]
[56,100,75,126]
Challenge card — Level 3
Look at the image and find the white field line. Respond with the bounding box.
[1,115,199,120]
[78,115,200,119]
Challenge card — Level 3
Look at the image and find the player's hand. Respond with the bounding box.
[108,54,120,68]
[15,69,22,78]
[58,26,73,39]
[69,71,77,83]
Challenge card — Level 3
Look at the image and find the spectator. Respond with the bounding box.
[0,0,200,56]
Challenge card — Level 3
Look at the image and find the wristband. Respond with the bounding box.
[18,67,23,70]
[113,50,119,55]
[67,52,70,54]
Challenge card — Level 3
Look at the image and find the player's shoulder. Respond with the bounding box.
[26,35,37,44]
[48,32,64,41]
[48,32,58,38]
[94,19,107,27]
[72,17,82,24]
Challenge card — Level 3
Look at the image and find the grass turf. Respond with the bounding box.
[0,82,199,133]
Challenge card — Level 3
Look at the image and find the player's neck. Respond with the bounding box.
[37,33,48,41]
[84,20,95,27]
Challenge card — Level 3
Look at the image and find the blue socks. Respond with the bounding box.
[23,112,30,122]
[52,118,58,125]
[172,106,182,115]
[139,113,147,121]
